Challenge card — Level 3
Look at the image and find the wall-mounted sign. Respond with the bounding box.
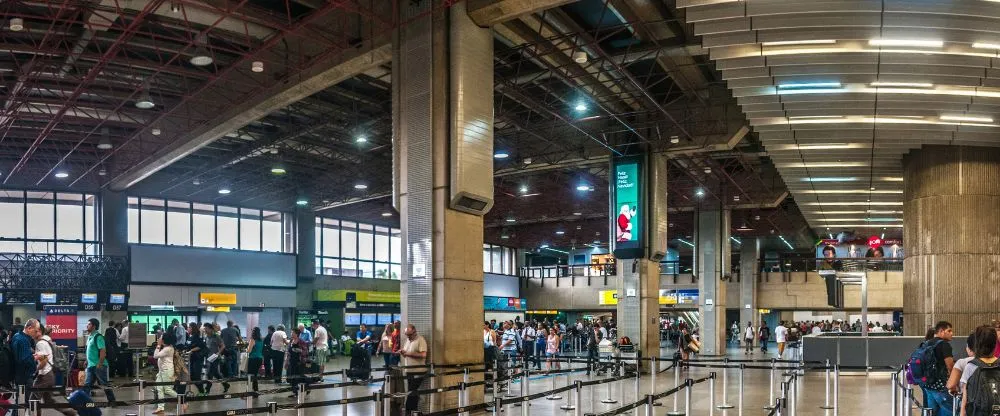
[106,303,126,312]
[867,236,882,249]
[315,290,401,303]
[598,290,619,306]
[80,303,100,312]
[526,310,559,315]
[199,293,237,305]
[612,156,644,259]
[483,296,527,311]
[206,306,230,312]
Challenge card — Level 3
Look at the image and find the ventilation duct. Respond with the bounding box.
[448,4,494,216]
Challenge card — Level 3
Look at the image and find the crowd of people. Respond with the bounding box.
[910,320,1000,416]
[482,316,631,376]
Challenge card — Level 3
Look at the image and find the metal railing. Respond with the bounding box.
[760,257,903,273]
[518,261,682,286]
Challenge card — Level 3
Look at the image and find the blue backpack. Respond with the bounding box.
[907,339,945,390]
[68,389,102,416]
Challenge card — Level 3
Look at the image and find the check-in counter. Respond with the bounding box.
[802,332,924,370]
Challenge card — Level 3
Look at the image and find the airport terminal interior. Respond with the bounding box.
[2,0,999,415]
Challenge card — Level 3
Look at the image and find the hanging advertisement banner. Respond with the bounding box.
[44,305,77,385]
[612,156,644,259]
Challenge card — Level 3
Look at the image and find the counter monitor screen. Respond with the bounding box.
[40,293,57,304]
[81,293,98,304]
[109,294,126,304]
[376,313,392,325]
[344,313,361,326]
[361,314,377,326]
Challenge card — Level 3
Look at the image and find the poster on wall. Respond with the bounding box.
[483,296,527,311]
[612,156,644,259]
[44,305,77,383]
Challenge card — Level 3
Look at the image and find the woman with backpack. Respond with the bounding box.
[962,325,1000,416]
[152,332,182,415]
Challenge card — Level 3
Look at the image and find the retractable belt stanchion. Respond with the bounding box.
[764,358,776,410]
[574,380,583,416]
[779,381,787,415]
[517,368,529,415]
[645,394,655,416]
[375,390,384,416]
[633,363,640,408]
[834,365,841,416]
[342,380,349,416]
[384,374,393,416]
[650,357,662,406]
[547,369,563,400]
[138,379,145,416]
[560,373,576,411]
[297,382,306,416]
[29,399,38,416]
[666,358,683,416]
[820,358,834,409]
[737,363,745,416]
[717,358,734,409]
[16,385,22,416]
[952,395,959,416]
[267,401,278,416]
[902,384,913,416]
[429,364,437,413]
[684,378,693,416]
[708,372,716,416]
[891,372,899,416]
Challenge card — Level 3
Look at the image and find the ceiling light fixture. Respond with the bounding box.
[218,188,231,195]
[494,151,509,159]
[251,61,264,73]
[777,82,842,89]
[151,128,161,136]
[98,168,107,176]
[972,42,1000,50]
[518,186,528,194]
[733,195,740,202]
[135,89,155,109]
[355,135,367,144]
[574,103,587,112]
[270,165,286,175]
[296,198,308,206]
[170,2,181,13]
[189,34,214,66]
[576,184,592,191]
[762,39,836,46]
[501,235,510,239]
[555,231,565,235]
[381,212,392,217]
[354,184,368,190]
[192,179,201,186]
[9,18,24,32]
[506,218,516,223]
[695,188,705,197]
[573,212,582,216]
[870,81,933,88]
[869,38,943,48]
[801,177,858,182]
[97,127,112,150]
[940,114,994,123]
[54,171,69,179]
[572,51,588,63]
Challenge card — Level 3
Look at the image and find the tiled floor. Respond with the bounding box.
[52,344,900,415]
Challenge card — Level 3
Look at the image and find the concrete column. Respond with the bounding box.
[738,237,759,329]
[696,209,730,356]
[394,0,492,408]
[903,145,1000,336]
[295,209,316,279]
[100,190,128,257]
[616,259,661,359]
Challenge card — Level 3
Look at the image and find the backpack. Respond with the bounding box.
[46,340,69,371]
[173,350,190,381]
[966,359,1000,416]
[907,339,946,390]
[68,389,101,416]
[0,340,17,387]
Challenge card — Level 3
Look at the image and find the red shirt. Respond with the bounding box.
[390,329,401,353]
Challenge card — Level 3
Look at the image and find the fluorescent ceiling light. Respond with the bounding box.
[54,172,69,179]
[786,116,844,120]
[576,184,592,191]
[574,103,587,112]
[800,189,902,194]
[870,81,933,88]
[217,188,231,195]
[494,152,509,159]
[555,231,565,235]
[270,166,286,175]
[779,162,867,168]
[777,82,842,89]
[880,177,904,182]
[296,198,308,206]
[817,218,903,222]
[802,202,903,206]
[801,177,857,182]
[675,239,695,248]
[869,39,943,48]
[354,184,368,190]
[972,42,1000,50]
[793,144,856,150]
[355,136,367,144]
[381,212,392,217]
[817,224,904,228]
[940,114,994,123]
[573,212,582,216]
[518,186,528,194]
[762,39,836,46]
[778,115,999,128]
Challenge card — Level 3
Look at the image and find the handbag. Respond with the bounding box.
[687,340,701,353]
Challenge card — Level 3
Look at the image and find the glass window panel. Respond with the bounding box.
[191,203,215,247]
[239,208,261,251]
[216,206,239,249]
[0,241,24,253]
[483,245,491,274]
[341,260,357,277]
[55,193,84,240]
[359,261,374,278]
[26,191,54,240]
[127,197,139,243]
[340,221,357,259]
[375,263,390,279]
[84,194,96,241]
[374,227,389,262]
[25,240,54,254]
[358,223,374,260]
[390,228,401,264]
[85,243,99,256]
[0,190,25,239]
[139,198,166,245]
[390,264,401,280]
[321,257,340,276]
[58,242,84,255]
[491,246,502,274]
[262,211,282,252]
[502,247,514,275]
[166,201,191,246]
[322,220,340,258]
[315,257,323,276]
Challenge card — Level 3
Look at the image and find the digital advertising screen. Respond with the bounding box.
[344,313,361,326]
[81,293,98,304]
[612,156,644,259]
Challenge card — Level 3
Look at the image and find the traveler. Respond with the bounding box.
[172,319,186,348]
[219,321,239,379]
[297,323,312,344]
[204,322,230,393]
[376,323,394,367]
[680,327,695,361]
[499,322,518,369]
[585,324,600,376]
[962,325,1000,416]
[287,328,310,399]
[186,323,208,396]
[759,322,770,352]
[947,332,976,396]
[262,326,275,378]
[390,321,402,365]
[483,321,498,370]
[103,321,119,378]
[743,321,755,355]
[533,323,545,370]
[12,319,38,410]
[152,332,179,415]
[356,324,373,353]
[775,321,788,358]
[246,327,263,392]
[545,327,561,370]
[522,322,537,369]
[399,324,428,413]
[311,320,329,373]
[269,325,288,384]
[32,325,76,416]
[911,321,954,416]
[117,320,132,377]
[83,319,116,404]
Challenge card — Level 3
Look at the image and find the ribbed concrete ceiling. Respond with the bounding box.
[678,0,1000,237]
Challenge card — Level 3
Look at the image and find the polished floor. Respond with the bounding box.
[50,344,901,415]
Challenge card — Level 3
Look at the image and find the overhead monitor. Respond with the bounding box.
[344,313,361,326]
[109,294,126,304]
[81,293,98,304]
[361,314,377,326]
[40,293,57,304]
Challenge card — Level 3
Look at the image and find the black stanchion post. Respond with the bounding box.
[29,399,38,416]
[267,401,278,416]
[375,391,384,416]
[890,372,898,416]
[834,365,840,416]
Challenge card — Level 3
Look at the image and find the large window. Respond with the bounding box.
[483,244,516,275]
[0,190,99,255]
[315,217,400,279]
[128,198,293,253]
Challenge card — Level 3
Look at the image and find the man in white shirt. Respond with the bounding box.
[270,325,288,384]
[522,324,538,369]
[33,325,76,416]
[811,325,823,335]
[311,320,329,373]
[774,321,789,358]
[399,324,428,413]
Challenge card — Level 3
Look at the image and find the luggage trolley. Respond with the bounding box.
[615,337,638,376]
